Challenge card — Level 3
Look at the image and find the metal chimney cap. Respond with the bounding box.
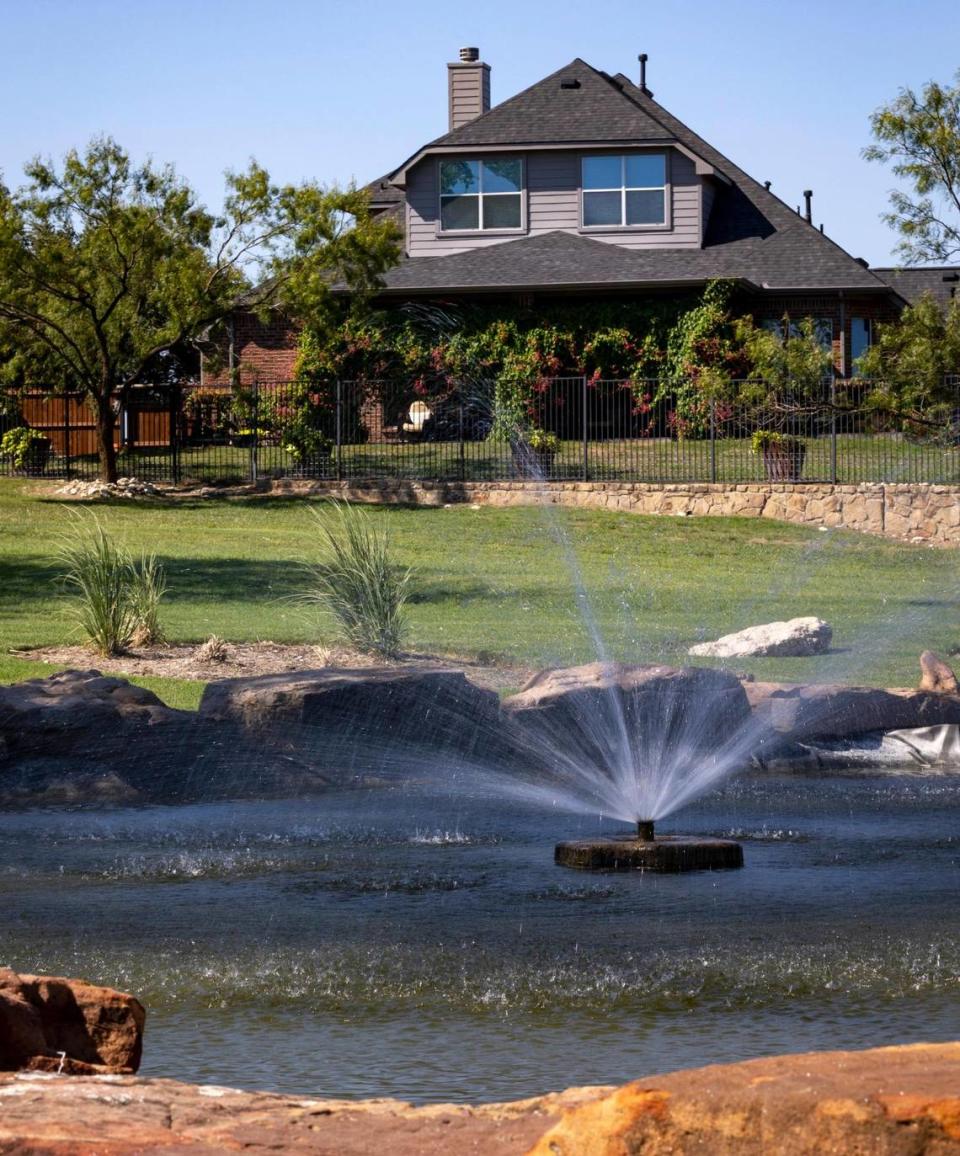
[459,46,480,62]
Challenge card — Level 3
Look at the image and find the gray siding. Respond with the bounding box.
[406,148,703,257]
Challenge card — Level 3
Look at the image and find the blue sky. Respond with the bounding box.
[2,0,958,266]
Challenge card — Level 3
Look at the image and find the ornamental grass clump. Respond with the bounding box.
[302,501,412,659]
[128,551,167,646]
[57,514,166,655]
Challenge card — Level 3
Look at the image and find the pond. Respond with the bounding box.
[2,771,959,1102]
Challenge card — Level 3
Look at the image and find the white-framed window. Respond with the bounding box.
[439,157,523,231]
[581,153,667,228]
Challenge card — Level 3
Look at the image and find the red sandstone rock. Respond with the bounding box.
[920,650,959,694]
[0,968,144,1074]
[529,1043,960,1155]
[1,1043,956,1154]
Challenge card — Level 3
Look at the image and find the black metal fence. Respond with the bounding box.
[3,378,960,486]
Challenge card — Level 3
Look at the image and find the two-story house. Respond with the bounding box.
[208,48,958,386]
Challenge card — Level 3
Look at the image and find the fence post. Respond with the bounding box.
[63,393,72,478]
[250,381,259,485]
[581,375,589,481]
[830,377,838,485]
[709,396,717,483]
[170,384,181,484]
[335,380,343,483]
[458,390,466,482]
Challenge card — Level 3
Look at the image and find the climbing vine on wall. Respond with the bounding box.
[294,281,754,435]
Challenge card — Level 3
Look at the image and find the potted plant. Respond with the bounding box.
[751,429,806,481]
[1,427,52,475]
[283,427,332,476]
[511,428,560,478]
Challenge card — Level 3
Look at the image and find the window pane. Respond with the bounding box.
[582,156,622,190]
[440,195,479,230]
[482,159,522,193]
[440,160,479,195]
[625,154,665,188]
[625,189,665,224]
[483,194,521,229]
[851,318,871,366]
[583,190,622,226]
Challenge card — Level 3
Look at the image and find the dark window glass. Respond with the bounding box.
[583,190,622,226]
[626,189,665,225]
[483,195,522,229]
[440,195,480,230]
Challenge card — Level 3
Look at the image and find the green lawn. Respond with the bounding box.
[1,478,956,708]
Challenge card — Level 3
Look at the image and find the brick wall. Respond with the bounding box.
[203,310,301,386]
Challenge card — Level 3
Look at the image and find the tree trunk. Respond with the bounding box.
[94,393,118,483]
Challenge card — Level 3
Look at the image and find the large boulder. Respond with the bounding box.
[689,616,832,658]
[199,667,513,771]
[0,669,179,762]
[746,680,960,742]
[503,663,754,785]
[0,968,144,1075]
[0,670,335,806]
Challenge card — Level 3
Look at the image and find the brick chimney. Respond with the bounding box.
[448,47,490,130]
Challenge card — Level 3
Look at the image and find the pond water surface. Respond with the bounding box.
[2,772,959,1102]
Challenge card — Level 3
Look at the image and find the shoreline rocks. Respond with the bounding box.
[0,1043,958,1153]
[3,663,960,808]
[0,969,144,1076]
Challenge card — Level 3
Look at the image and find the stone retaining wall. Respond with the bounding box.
[268,479,960,547]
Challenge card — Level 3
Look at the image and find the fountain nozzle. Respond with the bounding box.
[637,819,655,842]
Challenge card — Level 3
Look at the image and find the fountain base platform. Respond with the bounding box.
[554,835,743,873]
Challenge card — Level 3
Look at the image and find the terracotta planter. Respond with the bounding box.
[761,440,806,482]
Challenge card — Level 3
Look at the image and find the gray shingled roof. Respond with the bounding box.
[375,228,891,295]
[872,266,960,308]
[366,57,901,297]
[421,58,673,148]
[362,174,403,208]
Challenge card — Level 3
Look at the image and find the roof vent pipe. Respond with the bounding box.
[764,180,771,191]
[638,53,653,97]
[803,189,813,224]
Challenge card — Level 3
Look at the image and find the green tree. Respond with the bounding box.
[857,293,960,433]
[734,316,834,403]
[0,138,399,480]
[864,72,960,263]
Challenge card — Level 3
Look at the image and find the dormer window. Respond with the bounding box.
[439,157,523,231]
[581,153,667,227]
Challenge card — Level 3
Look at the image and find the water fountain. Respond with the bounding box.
[554,820,744,872]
